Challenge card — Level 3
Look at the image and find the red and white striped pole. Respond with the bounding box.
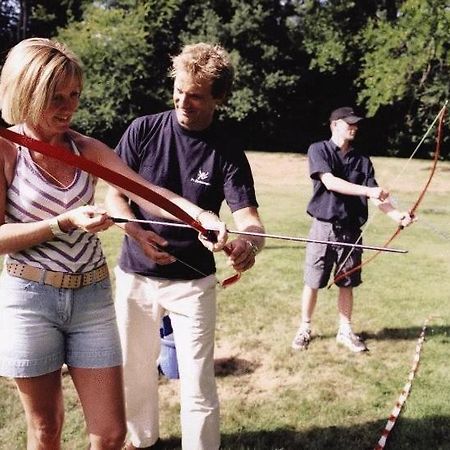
[374,317,433,450]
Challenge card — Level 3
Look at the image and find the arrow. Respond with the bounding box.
[110,217,408,254]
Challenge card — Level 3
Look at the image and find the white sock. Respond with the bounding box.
[300,320,311,332]
[338,322,352,335]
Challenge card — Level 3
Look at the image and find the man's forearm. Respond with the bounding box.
[320,173,369,197]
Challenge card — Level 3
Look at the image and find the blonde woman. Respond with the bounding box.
[0,38,226,450]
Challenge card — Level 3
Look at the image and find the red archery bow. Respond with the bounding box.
[329,104,447,288]
[0,127,240,287]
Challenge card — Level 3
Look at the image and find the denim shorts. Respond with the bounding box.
[304,219,363,288]
[0,271,122,378]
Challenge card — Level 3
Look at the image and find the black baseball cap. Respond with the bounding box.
[329,107,364,124]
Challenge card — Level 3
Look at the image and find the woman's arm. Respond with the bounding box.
[0,137,113,255]
[78,133,228,251]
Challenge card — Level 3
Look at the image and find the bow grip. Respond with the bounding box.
[399,210,415,230]
[202,229,218,243]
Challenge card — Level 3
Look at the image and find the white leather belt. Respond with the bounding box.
[6,263,109,289]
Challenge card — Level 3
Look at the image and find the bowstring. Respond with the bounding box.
[332,103,448,284]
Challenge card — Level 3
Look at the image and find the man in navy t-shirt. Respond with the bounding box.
[105,43,265,450]
[291,106,414,353]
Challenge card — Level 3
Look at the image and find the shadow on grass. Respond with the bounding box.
[156,415,450,449]
[215,356,260,377]
[313,325,449,342]
[362,325,450,341]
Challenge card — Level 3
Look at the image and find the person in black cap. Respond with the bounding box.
[291,106,414,352]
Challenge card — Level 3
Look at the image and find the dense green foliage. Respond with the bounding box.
[57,3,150,142]
[176,0,307,149]
[358,0,450,153]
[0,0,448,152]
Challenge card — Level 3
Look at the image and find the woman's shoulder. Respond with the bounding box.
[0,129,20,186]
[0,129,19,165]
[68,129,93,147]
[68,129,110,159]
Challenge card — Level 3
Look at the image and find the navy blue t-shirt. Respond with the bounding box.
[116,110,258,280]
[306,139,378,227]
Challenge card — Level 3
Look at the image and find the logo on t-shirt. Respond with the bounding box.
[191,169,211,186]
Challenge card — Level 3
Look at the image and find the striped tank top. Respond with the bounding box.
[4,141,106,273]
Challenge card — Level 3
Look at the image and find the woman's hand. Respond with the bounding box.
[57,205,114,233]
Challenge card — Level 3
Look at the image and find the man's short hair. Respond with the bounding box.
[170,43,234,101]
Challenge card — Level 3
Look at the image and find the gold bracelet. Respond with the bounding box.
[48,217,66,237]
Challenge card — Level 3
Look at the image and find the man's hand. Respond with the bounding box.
[196,210,228,251]
[398,212,416,229]
[367,186,389,201]
[138,231,176,265]
[224,238,258,273]
[124,222,175,265]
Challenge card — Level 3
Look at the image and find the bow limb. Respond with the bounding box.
[328,104,447,289]
[0,127,207,234]
[0,127,241,286]
[407,104,446,218]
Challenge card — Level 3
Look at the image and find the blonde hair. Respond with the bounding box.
[0,37,83,126]
[171,43,234,100]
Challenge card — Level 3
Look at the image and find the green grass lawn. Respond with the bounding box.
[0,153,449,449]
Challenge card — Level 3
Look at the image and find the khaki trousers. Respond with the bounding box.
[114,267,220,450]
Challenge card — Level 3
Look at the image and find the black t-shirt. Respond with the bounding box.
[116,110,258,280]
[306,139,378,227]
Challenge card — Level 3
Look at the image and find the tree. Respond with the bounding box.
[287,0,404,153]
[53,0,192,144]
[0,0,86,52]
[358,0,449,154]
[178,0,307,150]
[287,0,448,155]
[1,0,21,54]
[4,0,445,154]
[55,0,310,150]
[137,0,185,111]
[57,2,151,144]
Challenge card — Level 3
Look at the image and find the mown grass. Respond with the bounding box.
[0,153,449,449]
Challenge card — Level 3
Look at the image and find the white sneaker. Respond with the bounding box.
[291,328,312,350]
[336,331,368,352]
